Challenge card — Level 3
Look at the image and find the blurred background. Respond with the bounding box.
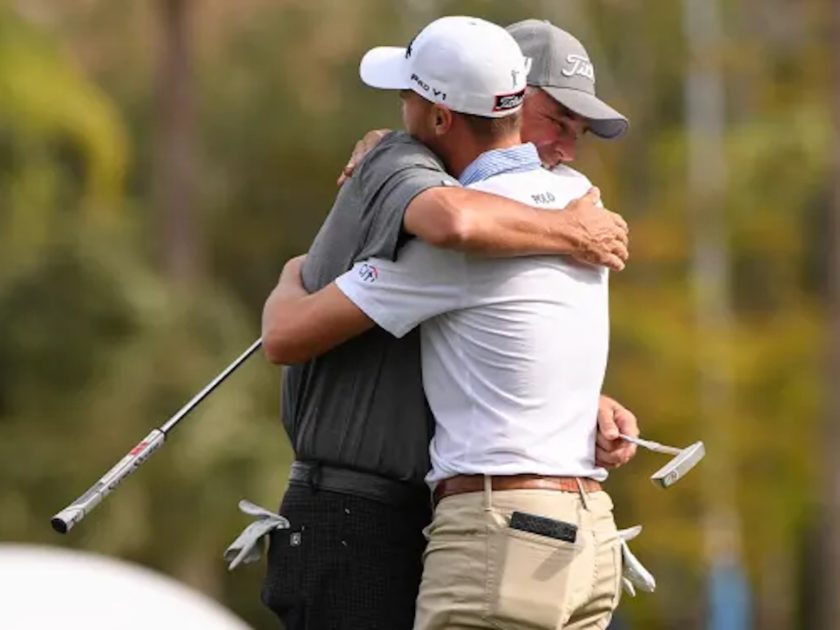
[1,0,838,628]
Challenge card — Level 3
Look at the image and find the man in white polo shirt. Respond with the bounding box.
[263,16,623,629]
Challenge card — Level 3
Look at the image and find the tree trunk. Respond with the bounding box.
[819,3,840,628]
[153,0,198,283]
[682,1,750,628]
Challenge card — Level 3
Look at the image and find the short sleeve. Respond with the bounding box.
[355,132,459,262]
[335,240,465,338]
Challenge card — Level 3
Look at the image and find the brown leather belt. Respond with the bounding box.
[433,474,602,505]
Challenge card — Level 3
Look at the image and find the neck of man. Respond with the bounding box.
[438,130,522,179]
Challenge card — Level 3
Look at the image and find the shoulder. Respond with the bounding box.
[549,164,594,190]
[467,165,595,208]
[356,131,446,179]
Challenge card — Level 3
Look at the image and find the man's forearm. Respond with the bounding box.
[262,258,375,365]
[404,187,628,268]
[405,187,573,255]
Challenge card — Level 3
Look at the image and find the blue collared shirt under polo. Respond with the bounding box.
[458,142,542,186]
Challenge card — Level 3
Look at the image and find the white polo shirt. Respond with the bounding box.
[336,144,609,484]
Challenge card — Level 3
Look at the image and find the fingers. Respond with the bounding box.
[338,130,391,186]
[595,395,639,467]
[596,441,637,468]
[604,254,625,272]
[600,209,628,241]
[596,445,620,468]
[611,212,629,235]
[597,399,620,440]
[596,399,620,468]
[596,442,636,468]
[611,221,629,245]
[593,248,626,271]
[596,446,622,468]
[337,157,357,186]
[613,406,640,439]
[337,164,353,186]
[575,248,627,271]
[596,430,616,452]
[571,187,601,211]
[584,186,601,205]
[612,241,629,263]
[566,196,631,271]
[618,441,637,462]
[599,230,630,269]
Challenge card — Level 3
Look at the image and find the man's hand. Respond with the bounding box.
[562,188,629,271]
[337,128,391,185]
[595,394,639,468]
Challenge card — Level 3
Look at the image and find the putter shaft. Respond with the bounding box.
[619,434,682,456]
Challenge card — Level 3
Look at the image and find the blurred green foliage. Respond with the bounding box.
[0,1,834,628]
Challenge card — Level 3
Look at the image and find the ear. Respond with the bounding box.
[431,105,453,136]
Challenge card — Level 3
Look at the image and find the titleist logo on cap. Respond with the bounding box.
[493,89,525,112]
[561,54,595,81]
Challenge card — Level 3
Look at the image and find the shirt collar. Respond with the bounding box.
[458,142,542,186]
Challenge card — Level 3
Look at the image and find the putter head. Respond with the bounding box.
[650,441,705,488]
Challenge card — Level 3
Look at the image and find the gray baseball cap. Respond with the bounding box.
[507,19,628,139]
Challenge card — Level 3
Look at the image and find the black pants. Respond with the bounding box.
[261,482,432,630]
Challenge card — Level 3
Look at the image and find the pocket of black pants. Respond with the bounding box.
[485,525,579,629]
[261,526,307,615]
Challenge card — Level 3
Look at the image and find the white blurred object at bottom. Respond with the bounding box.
[0,544,250,629]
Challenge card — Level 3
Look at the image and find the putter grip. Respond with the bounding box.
[51,429,166,534]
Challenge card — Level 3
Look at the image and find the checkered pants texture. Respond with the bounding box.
[261,482,431,630]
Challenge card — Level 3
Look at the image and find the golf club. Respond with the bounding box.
[50,338,263,534]
[620,434,705,488]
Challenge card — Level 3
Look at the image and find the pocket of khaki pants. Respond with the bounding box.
[485,525,579,629]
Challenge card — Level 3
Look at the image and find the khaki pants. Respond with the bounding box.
[414,481,622,630]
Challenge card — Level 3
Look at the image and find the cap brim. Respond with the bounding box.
[359,46,410,90]
[542,87,629,139]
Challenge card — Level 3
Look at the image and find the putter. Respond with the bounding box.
[619,434,705,488]
[50,338,263,534]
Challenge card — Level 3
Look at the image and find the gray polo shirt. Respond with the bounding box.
[281,131,458,486]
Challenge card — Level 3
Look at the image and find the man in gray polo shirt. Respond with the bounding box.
[260,17,636,630]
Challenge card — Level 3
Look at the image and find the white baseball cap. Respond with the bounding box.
[359,16,531,119]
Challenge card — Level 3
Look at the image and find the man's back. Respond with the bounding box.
[335,147,621,629]
[337,156,610,484]
[424,166,609,482]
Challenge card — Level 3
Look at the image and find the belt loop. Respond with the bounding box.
[483,475,493,512]
[575,477,591,511]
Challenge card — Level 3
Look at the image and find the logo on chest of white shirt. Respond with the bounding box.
[531,191,557,205]
[358,263,379,283]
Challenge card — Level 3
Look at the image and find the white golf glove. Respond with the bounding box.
[617,525,656,596]
[224,499,290,571]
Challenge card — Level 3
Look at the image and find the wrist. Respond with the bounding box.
[549,209,582,254]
